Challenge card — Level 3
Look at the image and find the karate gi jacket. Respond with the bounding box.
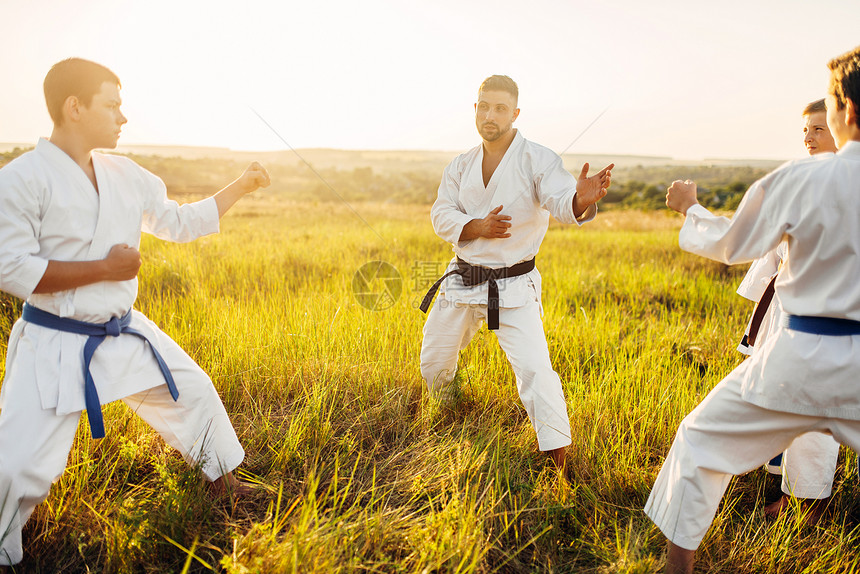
[430,130,595,308]
[0,138,220,416]
[679,141,860,419]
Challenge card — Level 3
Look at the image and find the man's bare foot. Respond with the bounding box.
[763,493,791,517]
[802,498,827,526]
[665,542,695,574]
[764,494,827,525]
[548,446,566,471]
[210,471,253,499]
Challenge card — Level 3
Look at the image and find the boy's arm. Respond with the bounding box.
[142,162,270,243]
[666,177,789,265]
[33,244,142,294]
[214,162,270,217]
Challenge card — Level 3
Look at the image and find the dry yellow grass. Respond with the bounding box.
[0,198,857,572]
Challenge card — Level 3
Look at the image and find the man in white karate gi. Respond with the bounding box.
[419,75,613,469]
[645,45,860,574]
[0,58,270,566]
[736,98,840,521]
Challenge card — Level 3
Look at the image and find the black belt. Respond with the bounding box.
[419,257,536,330]
[742,275,777,348]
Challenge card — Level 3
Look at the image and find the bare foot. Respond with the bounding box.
[763,493,791,518]
[210,471,253,499]
[665,542,695,574]
[801,498,827,526]
[764,494,827,525]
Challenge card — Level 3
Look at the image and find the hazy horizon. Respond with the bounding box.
[1,141,787,170]
[2,0,857,161]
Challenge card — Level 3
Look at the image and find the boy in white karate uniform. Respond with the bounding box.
[736,99,840,520]
[419,75,613,469]
[645,45,860,573]
[0,58,270,566]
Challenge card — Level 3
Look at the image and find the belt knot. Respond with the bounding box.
[419,257,536,330]
[21,303,179,439]
[105,316,122,337]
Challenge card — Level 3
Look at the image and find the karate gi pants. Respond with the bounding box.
[644,360,860,551]
[420,297,571,451]
[780,431,840,499]
[0,366,244,565]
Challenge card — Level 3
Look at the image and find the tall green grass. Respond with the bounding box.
[1,199,858,572]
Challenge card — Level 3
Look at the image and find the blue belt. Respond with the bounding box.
[22,304,179,439]
[782,314,860,336]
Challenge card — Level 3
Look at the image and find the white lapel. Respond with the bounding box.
[37,138,97,194]
[460,130,523,216]
[86,153,112,260]
[484,129,522,200]
[37,139,100,248]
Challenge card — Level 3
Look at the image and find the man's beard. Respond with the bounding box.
[478,121,510,142]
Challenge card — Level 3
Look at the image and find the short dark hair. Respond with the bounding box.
[827,45,860,113]
[803,98,827,115]
[478,75,518,105]
[43,58,120,126]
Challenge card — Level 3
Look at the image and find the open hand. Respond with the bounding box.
[666,180,698,214]
[574,162,613,215]
[478,205,512,238]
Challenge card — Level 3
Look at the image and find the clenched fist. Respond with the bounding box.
[237,161,271,194]
[103,244,142,281]
[666,180,699,215]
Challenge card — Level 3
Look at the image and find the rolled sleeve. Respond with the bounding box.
[431,162,473,245]
[0,169,50,300]
[574,200,597,225]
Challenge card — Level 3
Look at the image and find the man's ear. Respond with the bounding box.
[846,98,858,128]
[512,108,520,122]
[62,95,82,124]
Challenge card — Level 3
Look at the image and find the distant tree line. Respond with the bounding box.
[607,178,757,211]
[0,147,770,210]
[127,154,441,204]
[605,164,769,211]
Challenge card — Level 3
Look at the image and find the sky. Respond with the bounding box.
[1,0,858,160]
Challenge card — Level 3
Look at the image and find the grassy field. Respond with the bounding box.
[1,196,859,573]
